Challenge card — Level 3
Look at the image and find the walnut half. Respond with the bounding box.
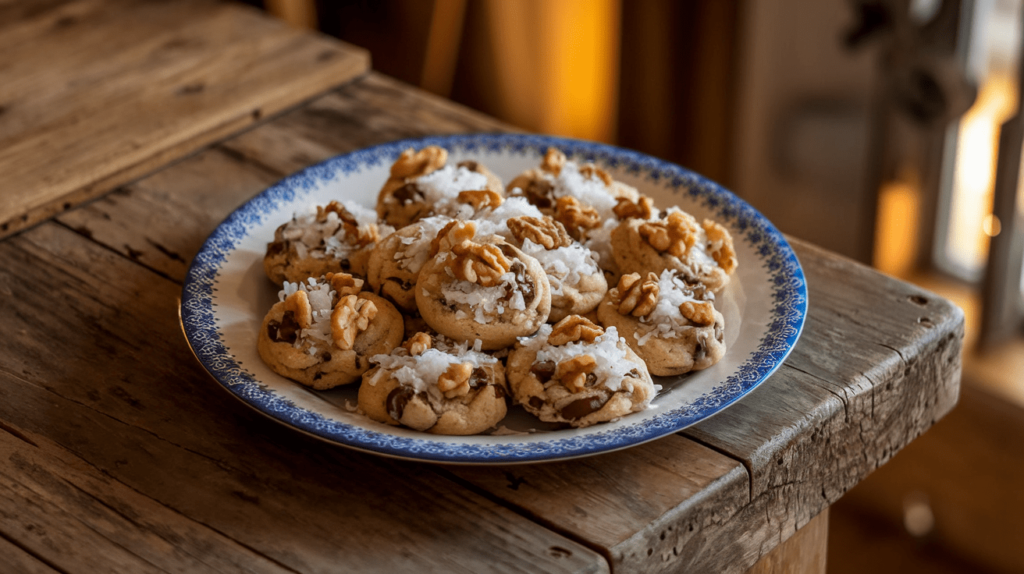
[615,272,659,317]
[554,196,600,240]
[457,189,504,210]
[548,315,604,346]
[390,146,447,179]
[437,362,473,398]
[638,210,698,259]
[330,295,378,350]
[508,216,572,250]
[556,355,597,393]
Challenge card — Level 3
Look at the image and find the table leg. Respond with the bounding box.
[746,508,829,574]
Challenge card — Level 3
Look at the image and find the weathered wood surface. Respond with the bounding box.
[0,222,608,574]
[746,508,828,574]
[0,0,369,240]
[50,72,964,573]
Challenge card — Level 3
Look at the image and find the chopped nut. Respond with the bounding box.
[449,241,511,287]
[679,300,715,326]
[330,295,378,350]
[554,196,601,240]
[702,220,738,274]
[437,362,473,398]
[548,315,604,346]
[430,220,476,257]
[579,164,613,186]
[541,148,566,175]
[556,355,597,393]
[390,146,448,179]
[316,201,377,246]
[615,272,659,317]
[457,189,504,210]
[638,210,698,259]
[403,332,432,356]
[613,195,657,220]
[283,290,313,329]
[507,216,572,250]
[326,272,364,297]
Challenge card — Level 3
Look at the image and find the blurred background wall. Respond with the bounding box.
[256,1,1024,572]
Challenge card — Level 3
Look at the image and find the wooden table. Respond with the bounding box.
[0,3,963,573]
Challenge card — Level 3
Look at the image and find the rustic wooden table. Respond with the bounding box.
[0,2,964,573]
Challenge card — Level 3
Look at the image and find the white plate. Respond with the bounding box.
[181,134,807,464]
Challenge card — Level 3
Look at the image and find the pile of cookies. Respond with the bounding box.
[257,146,737,435]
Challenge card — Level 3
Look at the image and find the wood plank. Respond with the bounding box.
[0,222,607,574]
[0,531,60,574]
[446,437,749,574]
[57,73,515,283]
[0,0,369,240]
[745,508,827,574]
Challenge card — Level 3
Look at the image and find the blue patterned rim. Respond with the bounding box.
[181,134,807,463]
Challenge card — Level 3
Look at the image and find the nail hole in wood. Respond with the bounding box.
[908,295,928,306]
[252,108,263,120]
[63,202,72,210]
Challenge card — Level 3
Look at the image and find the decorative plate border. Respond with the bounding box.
[181,134,807,463]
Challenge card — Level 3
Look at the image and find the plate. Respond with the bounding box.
[181,134,807,464]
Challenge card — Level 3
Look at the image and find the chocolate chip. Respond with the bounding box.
[560,393,609,420]
[526,180,553,208]
[386,276,414,291]
[322,352,332,362]
[468,367,488,389]
[340,259,351,271]
[694,341,705,361]
[490,384,506,399]
[393,183,423,204]
[268,312,300,343]
[528,396,545,410]
[531,360,555,383]
[267,240,287,257]
[386,386,416,421]
[457,160,480,171]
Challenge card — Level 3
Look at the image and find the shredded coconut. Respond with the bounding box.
[277,201,382,263]
[441,268,527,324]
[632,269,713,345]
[393,215,452,272]
[277,277,337,351]
[474,197,545,241]
[519,238,598,296]
[369,336,497,397]
[531,327,636,392]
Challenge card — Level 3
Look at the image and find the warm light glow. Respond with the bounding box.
[874,176,921,277]
[946,73,1018,274]
[483,0,621,142]
[982,213,1002,237]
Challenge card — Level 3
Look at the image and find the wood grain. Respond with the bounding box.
[50,72,964,574]
[0,0,369,240]
[0,222,608,574]
[745,508,827,574]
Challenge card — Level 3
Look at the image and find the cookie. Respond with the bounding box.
[376,146,504,228]
[506,148,639,220]
[264,201,388,285]
[596,270,725,376]
[505,215,607,322]
[366,215,453,312]
[358,333,508,435]
[506,315,656,428]
[415,221,551,350]
[257,273,404,389]
[610,208,737,292]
